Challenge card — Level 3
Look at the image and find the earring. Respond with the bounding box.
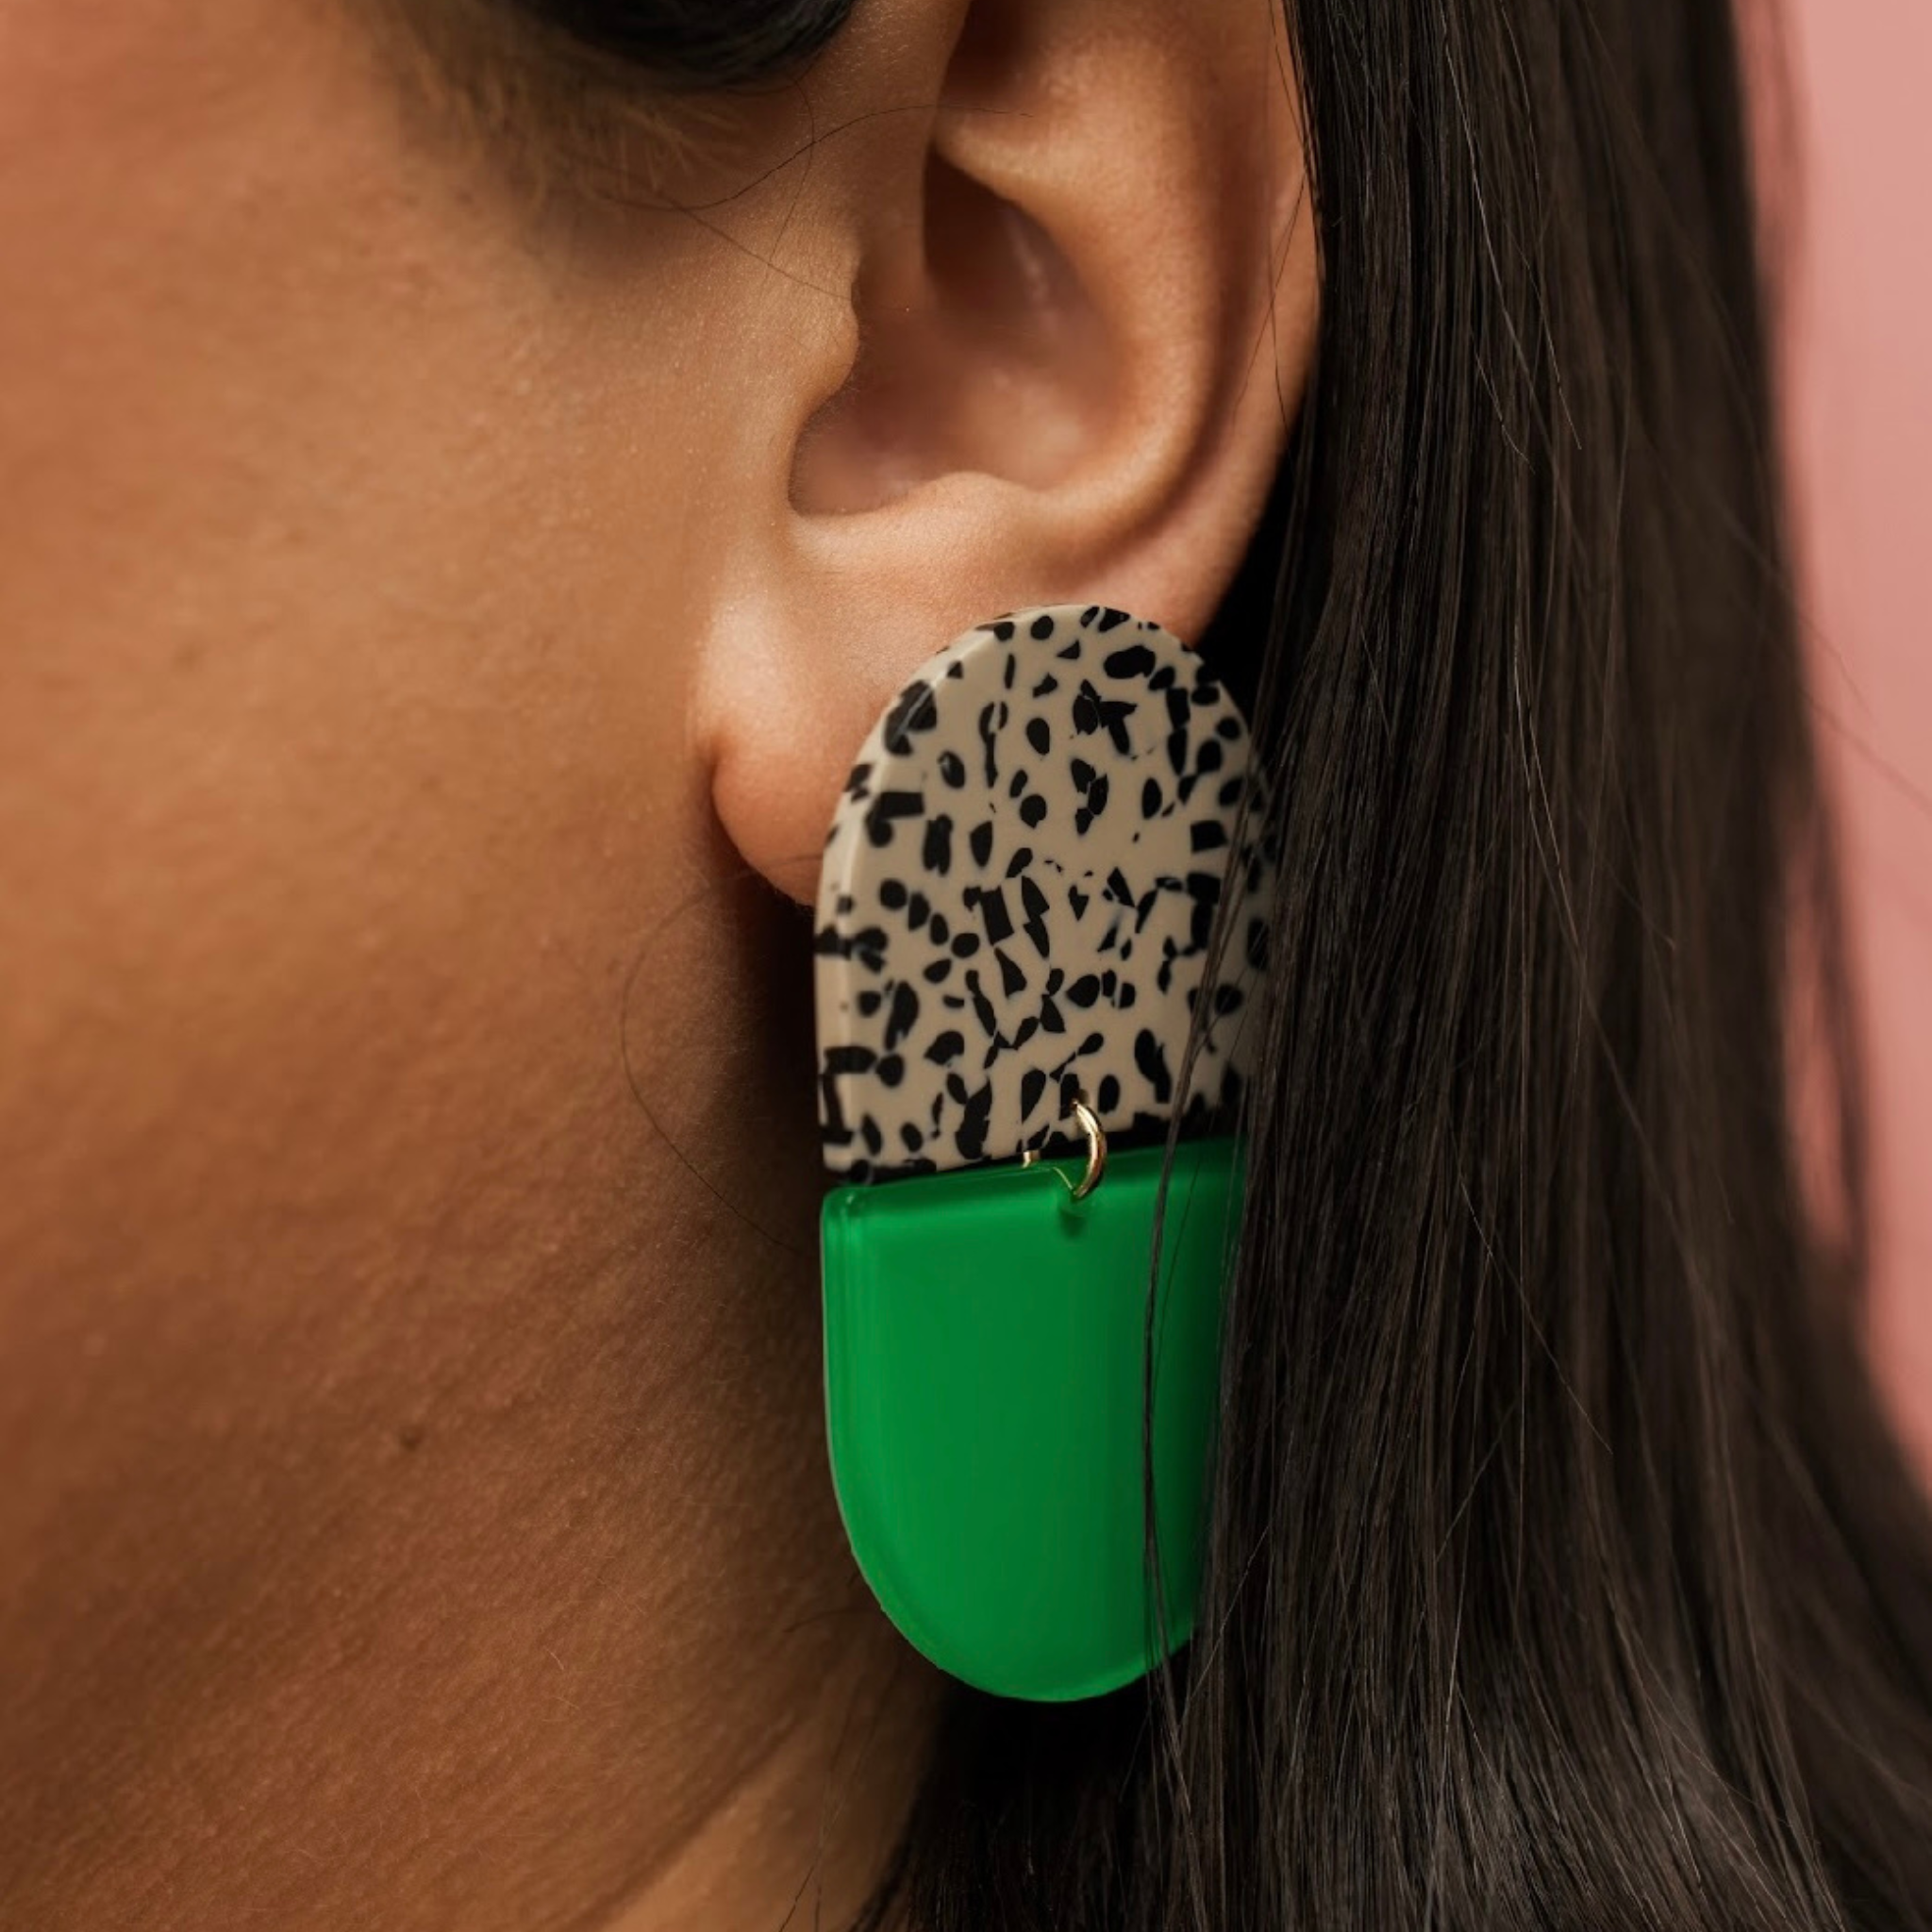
[815,604,1272,1703]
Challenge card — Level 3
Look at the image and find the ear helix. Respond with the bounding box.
[813,605,1273,1703]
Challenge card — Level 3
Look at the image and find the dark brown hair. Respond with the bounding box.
[451,2,1932,1924]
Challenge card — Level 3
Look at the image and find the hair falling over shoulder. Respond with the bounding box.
[501,1,1932,1924]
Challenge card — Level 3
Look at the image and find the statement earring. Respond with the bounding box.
[814,605,1273,1702]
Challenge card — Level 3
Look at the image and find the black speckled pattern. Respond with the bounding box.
[814,606,1274,1181]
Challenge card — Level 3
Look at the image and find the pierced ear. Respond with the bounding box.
[695,0,1317,902]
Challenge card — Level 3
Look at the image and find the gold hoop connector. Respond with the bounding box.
[1021,1097,1108,1203]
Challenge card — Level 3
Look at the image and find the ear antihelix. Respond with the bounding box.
[812,603,1274,1702]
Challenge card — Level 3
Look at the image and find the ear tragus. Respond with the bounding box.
[790,150,1115,515]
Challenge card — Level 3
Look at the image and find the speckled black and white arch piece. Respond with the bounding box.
[815,605,1273,1182]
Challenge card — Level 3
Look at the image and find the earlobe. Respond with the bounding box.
[696,0,1316,904]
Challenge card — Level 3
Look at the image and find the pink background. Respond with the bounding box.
[1788,2,1932,1474]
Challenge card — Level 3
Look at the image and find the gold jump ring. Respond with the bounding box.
[1021,1097,1108,1202]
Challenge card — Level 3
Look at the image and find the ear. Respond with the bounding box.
[693,0,1317,900]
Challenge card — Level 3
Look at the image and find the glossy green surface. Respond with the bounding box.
[821,1139,1241,1703]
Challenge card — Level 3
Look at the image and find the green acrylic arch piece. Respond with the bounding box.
[821,1138,1241,1703]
